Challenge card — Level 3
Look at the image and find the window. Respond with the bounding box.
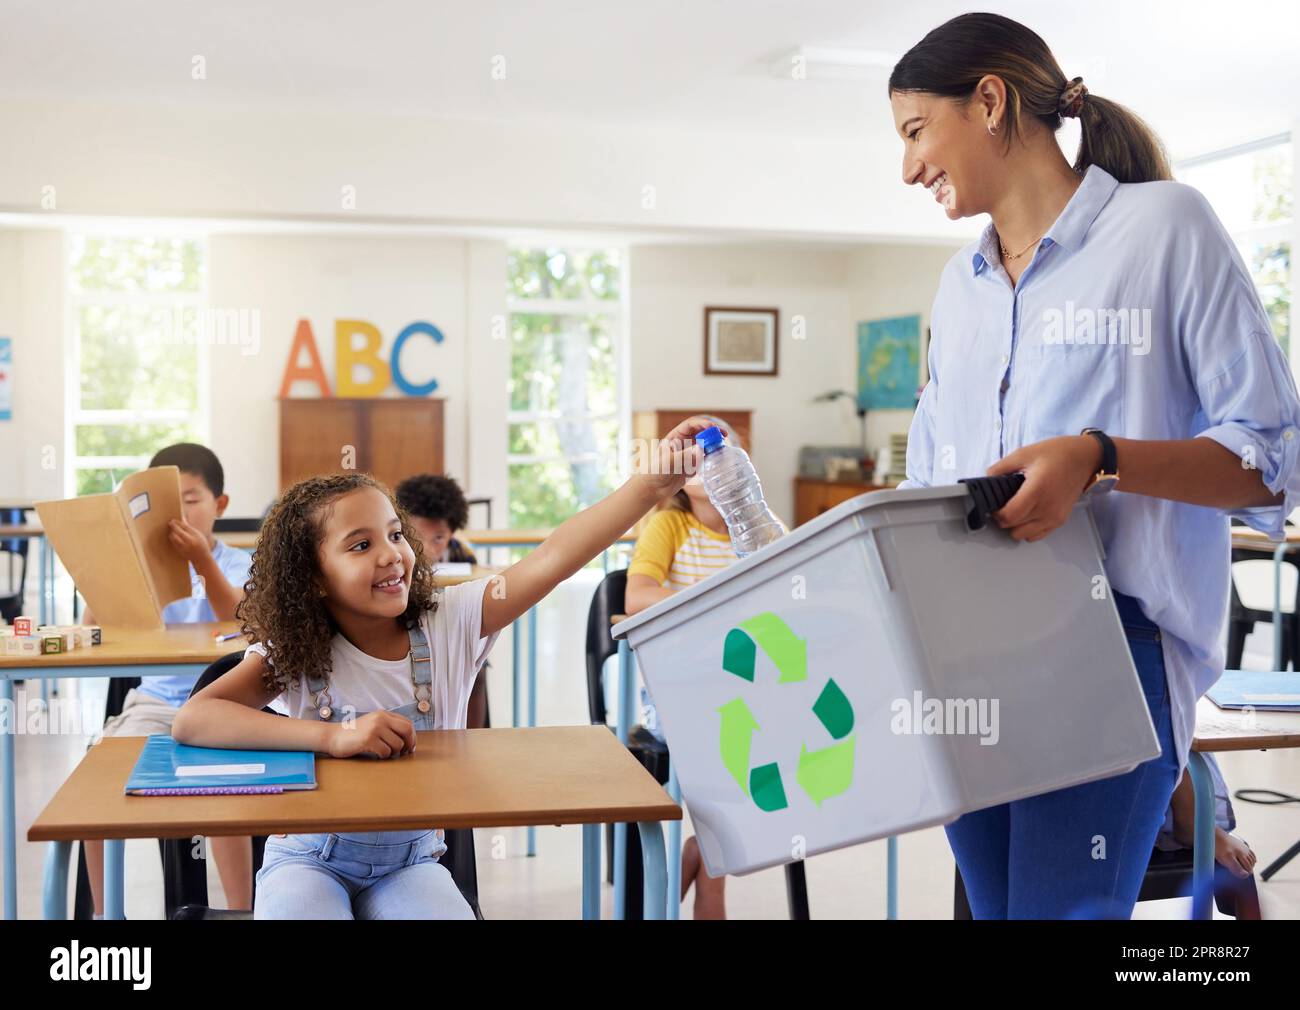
[1179,138,1293,357]
[67,234,208,495]
[506,246,628,528]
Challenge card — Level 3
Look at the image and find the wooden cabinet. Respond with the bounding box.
[280,398,445,493]
[794,477,893,527]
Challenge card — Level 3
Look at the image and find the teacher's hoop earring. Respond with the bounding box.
[987,120,999,136]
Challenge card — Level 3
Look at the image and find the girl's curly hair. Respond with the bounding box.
[237,472,439,696]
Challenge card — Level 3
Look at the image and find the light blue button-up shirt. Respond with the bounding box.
[901,164,1300,770]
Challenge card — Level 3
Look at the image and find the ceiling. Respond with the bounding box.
[0,0,1296,161]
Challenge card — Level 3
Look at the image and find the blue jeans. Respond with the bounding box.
[254,829,473,920]
[945,591,1181,919]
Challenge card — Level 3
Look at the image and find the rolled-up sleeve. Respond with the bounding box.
[1179,190,1300,537]
[1195,332,1300,536]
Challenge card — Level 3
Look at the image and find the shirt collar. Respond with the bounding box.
[970,165,1119,276]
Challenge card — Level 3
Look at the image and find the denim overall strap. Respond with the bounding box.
[408,620,433,716]
[307,621,433,721]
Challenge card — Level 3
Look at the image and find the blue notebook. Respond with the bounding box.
[125,735,317,795]
[1207,669,1300,712]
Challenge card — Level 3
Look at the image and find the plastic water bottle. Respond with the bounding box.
[696,425,784,558]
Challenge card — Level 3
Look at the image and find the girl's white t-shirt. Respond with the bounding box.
[248,579,500,730]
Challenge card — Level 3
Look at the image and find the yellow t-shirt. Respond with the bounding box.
[627,509,737,590]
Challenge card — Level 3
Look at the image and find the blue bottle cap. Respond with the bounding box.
[696,425,725,453]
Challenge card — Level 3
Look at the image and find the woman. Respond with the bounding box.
[890,13,1300,918]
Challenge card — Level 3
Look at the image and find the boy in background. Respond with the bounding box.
[82,443,254,914]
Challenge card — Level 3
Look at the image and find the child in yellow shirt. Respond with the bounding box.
[624,420,785,919]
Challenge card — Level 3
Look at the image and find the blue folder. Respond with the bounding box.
[125,735,317,795]
[1207,669,1300,713]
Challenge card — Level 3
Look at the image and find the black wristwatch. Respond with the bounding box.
[1080,428,1118,495]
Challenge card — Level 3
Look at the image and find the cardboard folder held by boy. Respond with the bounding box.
[36,466,192,629]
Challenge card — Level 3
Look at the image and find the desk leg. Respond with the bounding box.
[581,823,601,920]
[1,677,15,919]
[887,836,898,920]
[636,822,667,921]
[38,535,48,626]
[666,761,681,921]
[104,839,125,920]
[1187,751,1215,921]
[613,639,635,918]
[511,619,521,729]
[527,606,537,857]
[1273,542,1288,672]
[43,840,71,919]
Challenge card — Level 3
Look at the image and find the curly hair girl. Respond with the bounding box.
[236,472,439,696]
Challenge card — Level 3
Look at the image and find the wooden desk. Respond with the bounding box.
[460,527,637,548]
[29,727,681,920]
[0,622,246,920]
[216,530,259,551]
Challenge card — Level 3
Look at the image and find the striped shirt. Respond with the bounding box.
[628,508,737,590]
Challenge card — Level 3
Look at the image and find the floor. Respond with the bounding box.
[3,558,1298,920]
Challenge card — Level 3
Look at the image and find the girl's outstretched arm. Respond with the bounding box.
[481,416,722,637]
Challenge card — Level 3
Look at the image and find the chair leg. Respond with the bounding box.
[1225,620,1249,670]
[784,861,810,919]
[73,841,93,920]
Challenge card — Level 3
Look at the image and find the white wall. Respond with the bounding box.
[629,240,962,521]
[2,226,961,529]
[207,232,507,515]
[0,228,66,503]
[0,97,976,246]
[846,242,966,458]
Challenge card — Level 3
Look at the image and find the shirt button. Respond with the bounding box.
[1285,429,1295,441]
[1000,354,1009,365]
[994,417,1003,431]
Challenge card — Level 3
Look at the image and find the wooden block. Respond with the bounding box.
[14,616,32,637]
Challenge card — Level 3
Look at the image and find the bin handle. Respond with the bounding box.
[958,473,1026,531]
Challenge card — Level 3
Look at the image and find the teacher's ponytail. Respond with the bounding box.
[889,13,1172,184]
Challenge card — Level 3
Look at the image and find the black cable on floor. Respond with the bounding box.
[1233,788,1300,805]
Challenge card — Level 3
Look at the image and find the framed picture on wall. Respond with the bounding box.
[703,306,779,376]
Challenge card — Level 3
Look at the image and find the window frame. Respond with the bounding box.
[63,230,211,497]
[1175,133,1295,368]
[505,243,631,526]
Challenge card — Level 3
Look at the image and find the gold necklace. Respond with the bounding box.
[999,235,1042,261]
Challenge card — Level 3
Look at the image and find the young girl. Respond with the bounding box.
[625,419,786,920]
[172,416,717,920]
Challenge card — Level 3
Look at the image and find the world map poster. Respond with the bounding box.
[857,314,920,411]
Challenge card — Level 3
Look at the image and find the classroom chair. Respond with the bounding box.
[585,569,811,919]
[1227,548,1300,670]
[952,850,1263,919]
[0,507,29,625]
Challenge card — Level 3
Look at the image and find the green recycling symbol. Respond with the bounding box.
[718,612,855,812]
